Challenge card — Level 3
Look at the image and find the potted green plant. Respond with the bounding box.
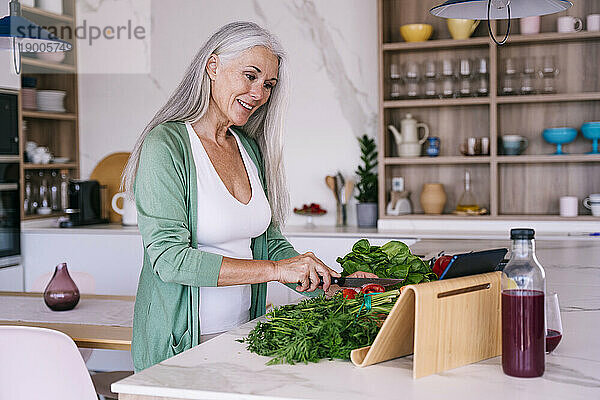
[355,134,378,227]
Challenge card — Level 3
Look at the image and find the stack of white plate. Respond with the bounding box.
[36,90,66,113]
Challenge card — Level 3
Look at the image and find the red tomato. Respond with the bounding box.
[432,255,453,278]
[342,289,357,299]
[361,284,385,294]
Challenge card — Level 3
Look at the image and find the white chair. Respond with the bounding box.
[32,270,133,399]
[0,325,97,400]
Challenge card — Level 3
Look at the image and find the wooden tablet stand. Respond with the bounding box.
[351,272,502,379]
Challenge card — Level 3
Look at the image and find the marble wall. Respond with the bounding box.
[77,0,379,226]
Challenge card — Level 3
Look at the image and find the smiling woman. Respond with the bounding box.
[118,21,374,372]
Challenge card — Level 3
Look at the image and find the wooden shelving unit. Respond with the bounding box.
[21,5,74,24]
[382,36,489,51]
[384,97,490,108]
[378,0,600,220]
[21,58,76,74]
[19,0,80,220]
[23,163,77,170]
[496,92,600,104]
[21,110,77,120]
[384,156,491,165]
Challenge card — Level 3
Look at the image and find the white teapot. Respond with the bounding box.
[388,114,429,157]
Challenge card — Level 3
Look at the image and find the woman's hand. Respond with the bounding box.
[324,271,379,298]
[274,252,341,292]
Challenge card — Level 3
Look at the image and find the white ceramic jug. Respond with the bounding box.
[388,114,429,157]
[111,192,137,226]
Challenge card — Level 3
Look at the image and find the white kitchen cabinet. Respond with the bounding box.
[22,231,143,295]
[0,264,24,291]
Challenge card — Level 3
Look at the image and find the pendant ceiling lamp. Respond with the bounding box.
[0,0,72,74]
[430,0,573,45]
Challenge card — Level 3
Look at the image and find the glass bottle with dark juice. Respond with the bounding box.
[501,228,546,378]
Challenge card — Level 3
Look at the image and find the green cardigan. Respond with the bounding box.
[132,121,319,371]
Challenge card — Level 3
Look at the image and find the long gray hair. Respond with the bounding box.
[121,21,291,227]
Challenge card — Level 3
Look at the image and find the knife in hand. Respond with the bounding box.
[316,276,403,287]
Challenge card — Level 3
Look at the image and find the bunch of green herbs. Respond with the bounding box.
[239,290,399,365]
[337,239,438,288]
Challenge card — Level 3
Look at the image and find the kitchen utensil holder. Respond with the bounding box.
[351,272,502,378]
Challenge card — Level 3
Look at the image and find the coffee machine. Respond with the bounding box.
[59,180,109,227]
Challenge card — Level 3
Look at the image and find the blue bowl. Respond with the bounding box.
[582,122,600,154]
[582,122,600,140]
[542,128,577,155]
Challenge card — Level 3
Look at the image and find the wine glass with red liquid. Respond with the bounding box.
[546,293,563,353]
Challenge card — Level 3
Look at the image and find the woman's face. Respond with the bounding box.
[207,46,279,126]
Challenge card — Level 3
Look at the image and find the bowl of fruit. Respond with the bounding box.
[294,203,326,228]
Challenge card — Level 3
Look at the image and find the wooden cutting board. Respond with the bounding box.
[90,152,130,223]
[351,272,502,378]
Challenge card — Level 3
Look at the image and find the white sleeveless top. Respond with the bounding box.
[185,122,272,335]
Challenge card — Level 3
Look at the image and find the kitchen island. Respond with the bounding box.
[112,239,600,400]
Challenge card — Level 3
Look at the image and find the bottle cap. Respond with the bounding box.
[510,228,535,240]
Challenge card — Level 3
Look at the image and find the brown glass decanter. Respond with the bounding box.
[43,263,80,311]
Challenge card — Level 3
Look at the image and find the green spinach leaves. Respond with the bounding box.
[337,239,437,287]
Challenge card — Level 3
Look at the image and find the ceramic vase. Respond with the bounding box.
[420,183,447,214]
[43,263,80,311]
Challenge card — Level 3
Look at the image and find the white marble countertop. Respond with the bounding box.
[112,239,600,400]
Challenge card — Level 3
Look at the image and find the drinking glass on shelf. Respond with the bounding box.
[459,58,472,77]
[390,62,401,80]
[542,75,557,94]
[474,56,489,75]
[545,293,563,354]
[522,56,537,75]
[459,77,472,97]
[404,60,420,80]
[501,75,517,95]
[423,59,437,79]
[441,58,455,77]
[541,55,559,76]
[520,74,536,95]
[441,76,455,98]
[503,57,518,76]
[405,79,420,98]
[390,82,403,99]
[423,78,437,98]
[475,75,489,96]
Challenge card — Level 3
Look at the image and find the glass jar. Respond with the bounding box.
[50,171,60,210]
[60,171,70,211]
[501,228,546,378]
[24,173,32,215]
[38,171,49,209]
